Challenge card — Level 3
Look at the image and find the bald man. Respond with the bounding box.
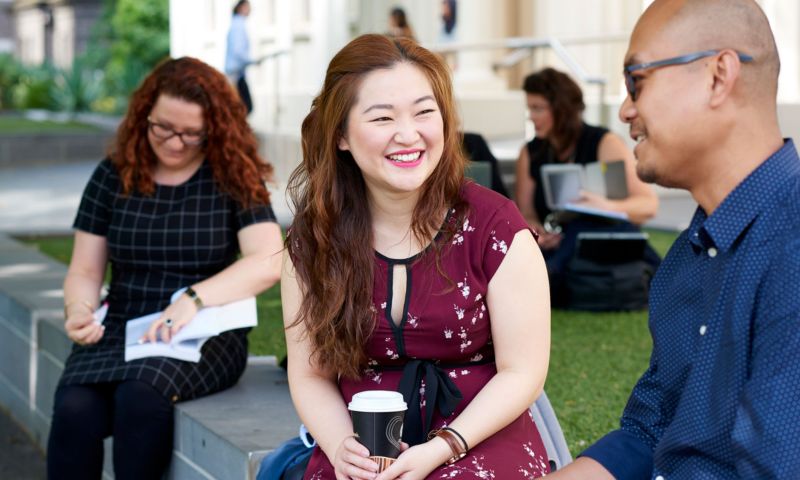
[549,1,800,479]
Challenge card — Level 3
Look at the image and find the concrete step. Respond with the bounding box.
[167,361,301,480]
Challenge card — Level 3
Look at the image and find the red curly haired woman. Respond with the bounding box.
[47,57,282,479]
[282,35,551,479]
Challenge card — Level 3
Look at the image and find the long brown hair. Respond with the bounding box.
[110,57,271,207]
[286,34,466,378]
[523,67,585,158]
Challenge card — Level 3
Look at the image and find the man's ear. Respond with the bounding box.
[709,50,742,108]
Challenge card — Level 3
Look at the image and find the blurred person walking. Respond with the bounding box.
[225,0,258,114]
[387,6,415,41]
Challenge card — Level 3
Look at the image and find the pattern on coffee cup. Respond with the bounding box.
[370,456,396,472]
[386,416,403,450]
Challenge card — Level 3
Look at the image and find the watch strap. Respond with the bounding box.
[184,287,204,310]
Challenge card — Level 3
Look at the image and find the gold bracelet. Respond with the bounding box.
[64,299,94,318]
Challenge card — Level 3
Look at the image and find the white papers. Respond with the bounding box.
[124,291,257,363]
[93,302,109,325]
[563,203,629,221]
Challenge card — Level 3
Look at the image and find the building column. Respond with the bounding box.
[451,0,506,92]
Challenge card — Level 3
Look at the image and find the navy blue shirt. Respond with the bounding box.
[582,140,800,479]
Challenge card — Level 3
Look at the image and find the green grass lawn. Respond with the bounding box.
[18,227,679,456]
[0,116,101,134]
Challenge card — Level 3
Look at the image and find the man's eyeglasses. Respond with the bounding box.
[624,49,754,101]
[147,117,206,146]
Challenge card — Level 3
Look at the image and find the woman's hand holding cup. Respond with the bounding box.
[333,435,380,480]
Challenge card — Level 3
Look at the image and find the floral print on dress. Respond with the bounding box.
[458,326,473,353]
[364,367,383,384]
[518,441,550,478]
[489,229,509,255]
[439,455,496,478]
[407,312,419,328]
[452,218,476,246]
[307,470,323,480]
[458,274,471,299]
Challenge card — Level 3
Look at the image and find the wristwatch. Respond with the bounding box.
[184,287,204,310]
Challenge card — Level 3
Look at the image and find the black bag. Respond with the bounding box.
[564,256,653,311]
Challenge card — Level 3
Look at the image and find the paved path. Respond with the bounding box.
[0,409,46,479]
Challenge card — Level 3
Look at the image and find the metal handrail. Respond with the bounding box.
[255,48,291,128]
[426,33,629,126]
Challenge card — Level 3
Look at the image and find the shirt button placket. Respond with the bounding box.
[699,325,707,336]
[655,475,665,480]
[707,247,718,258]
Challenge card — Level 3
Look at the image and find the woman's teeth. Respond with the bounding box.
[388,152,421,162]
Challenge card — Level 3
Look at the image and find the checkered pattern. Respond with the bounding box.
[59,159,276,402]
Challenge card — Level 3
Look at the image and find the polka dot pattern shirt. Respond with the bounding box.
[582,140,800,479]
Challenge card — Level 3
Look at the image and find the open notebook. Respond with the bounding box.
[124,289,257,363]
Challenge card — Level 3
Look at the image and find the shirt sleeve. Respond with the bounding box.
[580,354,661,479]
[728,236,800,478]
[480,198,532,282]
[233,183,278,231]
[73,159,116,236]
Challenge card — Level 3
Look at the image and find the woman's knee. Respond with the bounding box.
[51,384,111,432]
[114,380,173,422]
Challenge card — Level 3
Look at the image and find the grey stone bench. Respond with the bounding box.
[0,233,301,479]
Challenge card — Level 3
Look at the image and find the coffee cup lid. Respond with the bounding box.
[348,390,407,412]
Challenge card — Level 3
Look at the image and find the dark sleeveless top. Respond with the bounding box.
[526,122,608,220]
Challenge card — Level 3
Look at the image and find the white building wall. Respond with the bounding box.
[15,8,44,65]
[51,6,74,69]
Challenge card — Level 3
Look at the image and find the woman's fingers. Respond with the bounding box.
[84,324,106,345]
[335,436,379,480]
[70,322,104,345]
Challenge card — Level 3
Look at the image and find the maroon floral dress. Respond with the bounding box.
[304,183,550,479]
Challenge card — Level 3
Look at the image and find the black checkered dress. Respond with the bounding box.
[59,159,277,403]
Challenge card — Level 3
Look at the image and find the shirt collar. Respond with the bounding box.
[699,139,799,253]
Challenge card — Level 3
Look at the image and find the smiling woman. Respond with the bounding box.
[337,63,444,199]
[282,34,551,479]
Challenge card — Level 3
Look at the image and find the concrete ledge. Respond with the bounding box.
[0,233,301,479]
[0,132,115,168]
[170,362,300,480]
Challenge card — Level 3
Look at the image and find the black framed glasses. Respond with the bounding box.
[146,117,206,146]
[624,49,754,101]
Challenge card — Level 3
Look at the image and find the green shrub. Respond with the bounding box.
[12,63,57,110]
[52,58,103,113]
[0,53,23,110]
